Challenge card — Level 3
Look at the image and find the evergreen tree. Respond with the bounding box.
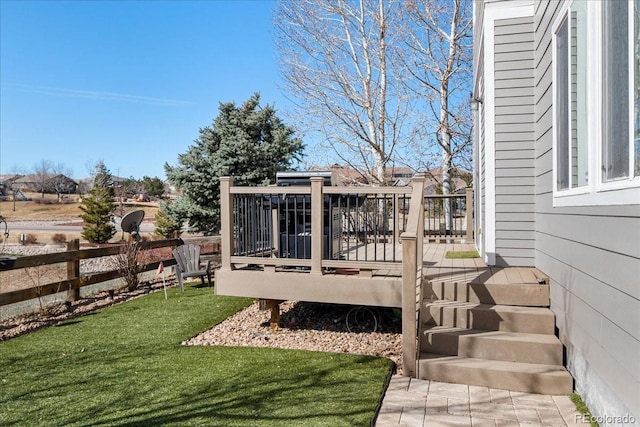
[154,201,183,238]
[165,93,304,234]
[80,184,116,243]
[91,161,113,190]
[140,176,165,198]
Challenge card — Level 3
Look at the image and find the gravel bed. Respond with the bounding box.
[184,300,404,374]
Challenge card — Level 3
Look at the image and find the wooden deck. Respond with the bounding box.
[421,243,545,285]
[336,241,544,285]
[216,241,545,310]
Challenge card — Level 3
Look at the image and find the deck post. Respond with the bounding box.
[401,233,417,377]
[220,176,234,271]
[400,175,426,378]
[465,187,473,242]
[310,176,324,275]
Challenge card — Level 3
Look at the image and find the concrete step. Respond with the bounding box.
[424,281,549,307]
[422,300,556,334]
[417,353,573,395]
[420,326,563,365]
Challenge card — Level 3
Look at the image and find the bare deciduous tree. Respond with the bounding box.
[51,162,75,201]
[398,0,473,232]
[32,160,53,198]
[275,0,415,184]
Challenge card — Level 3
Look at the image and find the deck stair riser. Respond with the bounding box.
[422,301,556,335]
[417,354,573,395]
[415,267,571,394]
[425,281,549,307]
[421,327,563,365]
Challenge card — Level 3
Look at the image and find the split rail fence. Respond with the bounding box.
[0,238,188,308]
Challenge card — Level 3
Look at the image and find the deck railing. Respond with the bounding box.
[220,177,473,273]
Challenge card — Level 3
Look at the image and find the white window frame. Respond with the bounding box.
[552,0,640,207]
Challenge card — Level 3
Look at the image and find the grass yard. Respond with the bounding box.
[0,284,393,426]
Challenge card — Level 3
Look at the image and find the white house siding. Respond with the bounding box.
[533,0,640,421]
[493,15,536,267]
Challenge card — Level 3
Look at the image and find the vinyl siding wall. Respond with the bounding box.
[493,16,536,266]
[533,0,640,420]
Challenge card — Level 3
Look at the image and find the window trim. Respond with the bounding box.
[552,0,640,207]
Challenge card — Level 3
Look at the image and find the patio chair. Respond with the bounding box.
[172,244,212,291]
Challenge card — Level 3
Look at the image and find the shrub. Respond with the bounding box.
[112,242,147,291]
[51,233,67,244]
[25,234,38,244]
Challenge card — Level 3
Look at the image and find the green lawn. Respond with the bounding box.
[0,285,393,426]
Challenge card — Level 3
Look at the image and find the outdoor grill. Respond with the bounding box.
[275,171,341,260]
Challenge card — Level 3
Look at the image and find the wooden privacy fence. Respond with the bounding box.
[0,238,188,307]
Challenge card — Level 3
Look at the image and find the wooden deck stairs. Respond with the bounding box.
[416,270,573,395]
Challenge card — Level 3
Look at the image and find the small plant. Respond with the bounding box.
[25,234,38,245]
[24,264,67,315]
[570,393,599,426]
[51,233,67,244]
[112,242,147,291]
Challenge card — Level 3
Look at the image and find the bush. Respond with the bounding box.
[25,234,38,244]
[112,242,147,291]
[51,233,67,244]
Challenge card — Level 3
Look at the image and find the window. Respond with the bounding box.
[555,1,588,191]
[553,0,640,206]
[602,0,630,182]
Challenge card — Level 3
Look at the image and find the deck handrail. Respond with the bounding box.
[400,175,426,378]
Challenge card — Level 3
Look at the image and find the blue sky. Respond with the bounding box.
[1,0,295,180]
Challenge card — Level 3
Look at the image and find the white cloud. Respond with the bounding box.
[1,83,192,106]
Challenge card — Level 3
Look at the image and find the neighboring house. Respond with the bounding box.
[12,174,78,195]
[474,0,639,421]
[310,164,470,191]
[422,166,471,195]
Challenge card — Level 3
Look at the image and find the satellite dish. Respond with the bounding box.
[120,210,145,242]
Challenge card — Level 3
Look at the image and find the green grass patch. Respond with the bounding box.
[445,250,480,259]
[570,393,599,426]
[0,285,393,426]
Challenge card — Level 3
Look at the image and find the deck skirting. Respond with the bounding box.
[215,269,402,308]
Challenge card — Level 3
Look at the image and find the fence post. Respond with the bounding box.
[66,238,80,301]
[220,177,234,271]
[310,176,324,275]
[465,187,473,243]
